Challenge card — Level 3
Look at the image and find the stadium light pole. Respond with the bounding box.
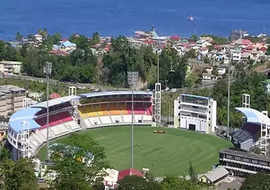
[227,50,231,138]
[155,41,162,127]
[128,71,138,169]
[44,62,52,161]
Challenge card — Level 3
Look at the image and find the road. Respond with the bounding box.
[3,74,97,90]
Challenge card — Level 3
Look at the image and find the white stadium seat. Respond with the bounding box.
[134,115,143,123]
[143,115,152,122]
[100,116,111,124]
[122,115,132,123]
[111,116,122,124]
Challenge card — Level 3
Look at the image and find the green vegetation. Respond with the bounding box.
[49,134,107,190]
[240,173,270,190]
[161,176,208,190]
[117,175,210,190]
[207,72,269,127]
[118,175,162,190]
[39,126,232,176]
[0,159,38,190]
[0,30,188,89]
[0,78,91,101]
[102,36,186,88]
[161,71,270,128]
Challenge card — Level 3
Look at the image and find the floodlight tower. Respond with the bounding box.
[155,42,162,127]
[227,49,232,138]
[43,62,52,161]
[242,94,250,108]
[127,71,138,169]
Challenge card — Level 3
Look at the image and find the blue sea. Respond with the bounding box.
[1,0,270,40]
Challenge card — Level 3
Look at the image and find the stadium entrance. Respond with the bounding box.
[189,124,196,131]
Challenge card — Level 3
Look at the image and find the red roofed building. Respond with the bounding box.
[260,47,267,52]
[61,38,68,42]
[50,93,61,99]
[118,168,144,181]
[170,35,180,41]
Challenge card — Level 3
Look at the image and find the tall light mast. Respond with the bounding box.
[43,62,52,161]
[127,71,138,169]
[227,50,231,138]
[155,39,162,126]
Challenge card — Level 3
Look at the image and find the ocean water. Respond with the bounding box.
[1,0,270,40]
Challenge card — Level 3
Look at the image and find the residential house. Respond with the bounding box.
[0,61,22,75]
[217,67,226,76]
[199,166,229,185]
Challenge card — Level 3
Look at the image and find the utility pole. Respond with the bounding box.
[44,62,52,161]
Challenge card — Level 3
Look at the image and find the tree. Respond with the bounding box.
[159,47,187,88]
[0,147,10,161]
[69,34,90,49]
[161,176,201,190]
[16,32,23,41]
[266,46,270,56]
[38,28,48,39]
[50,134,107,190]
[118,175,162,190]
[188,162,198,183]
[0,159,38,190]
[240,173,270,190]
[90,32,100,45]
[190,34,198,42]
[0,40,18,61]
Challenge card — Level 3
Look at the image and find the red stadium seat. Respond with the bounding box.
[36,111,73,129]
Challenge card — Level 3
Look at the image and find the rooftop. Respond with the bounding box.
[31,95,79,108]
[0,61,22,65]
[181,94,210,100]
[235,107,270,125]
[9,107,42,133]
[0,85,25,95]
[118,168,144,181]
[80,91,152,98]
[220,148,270,162]
[200,166,229,183]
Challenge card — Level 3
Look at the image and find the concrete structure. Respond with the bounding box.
[0,85,26,117]
[0,61,22,75]
[8,91,153,160]
[236,107,270,155]
[103,168,119,190]
[219,148,270,176]
[174,94,217,134]
[231,129,254,151]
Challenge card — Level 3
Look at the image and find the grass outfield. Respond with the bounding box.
[38,126,232,176]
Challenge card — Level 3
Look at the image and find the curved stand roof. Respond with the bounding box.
[9,108,42,133]
[235,107,270,125]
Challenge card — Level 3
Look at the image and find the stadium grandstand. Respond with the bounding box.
[8,91,153,160]
[174,94,217,134]
[234,107,270,155]
[218,107,270,176]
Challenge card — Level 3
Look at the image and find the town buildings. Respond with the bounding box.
[0,85,26,117]
[0,61,22,75]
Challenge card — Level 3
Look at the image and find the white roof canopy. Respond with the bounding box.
[236,107,270,125]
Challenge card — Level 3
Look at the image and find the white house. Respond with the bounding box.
[217,67,226,76]
[0,61,22,75]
